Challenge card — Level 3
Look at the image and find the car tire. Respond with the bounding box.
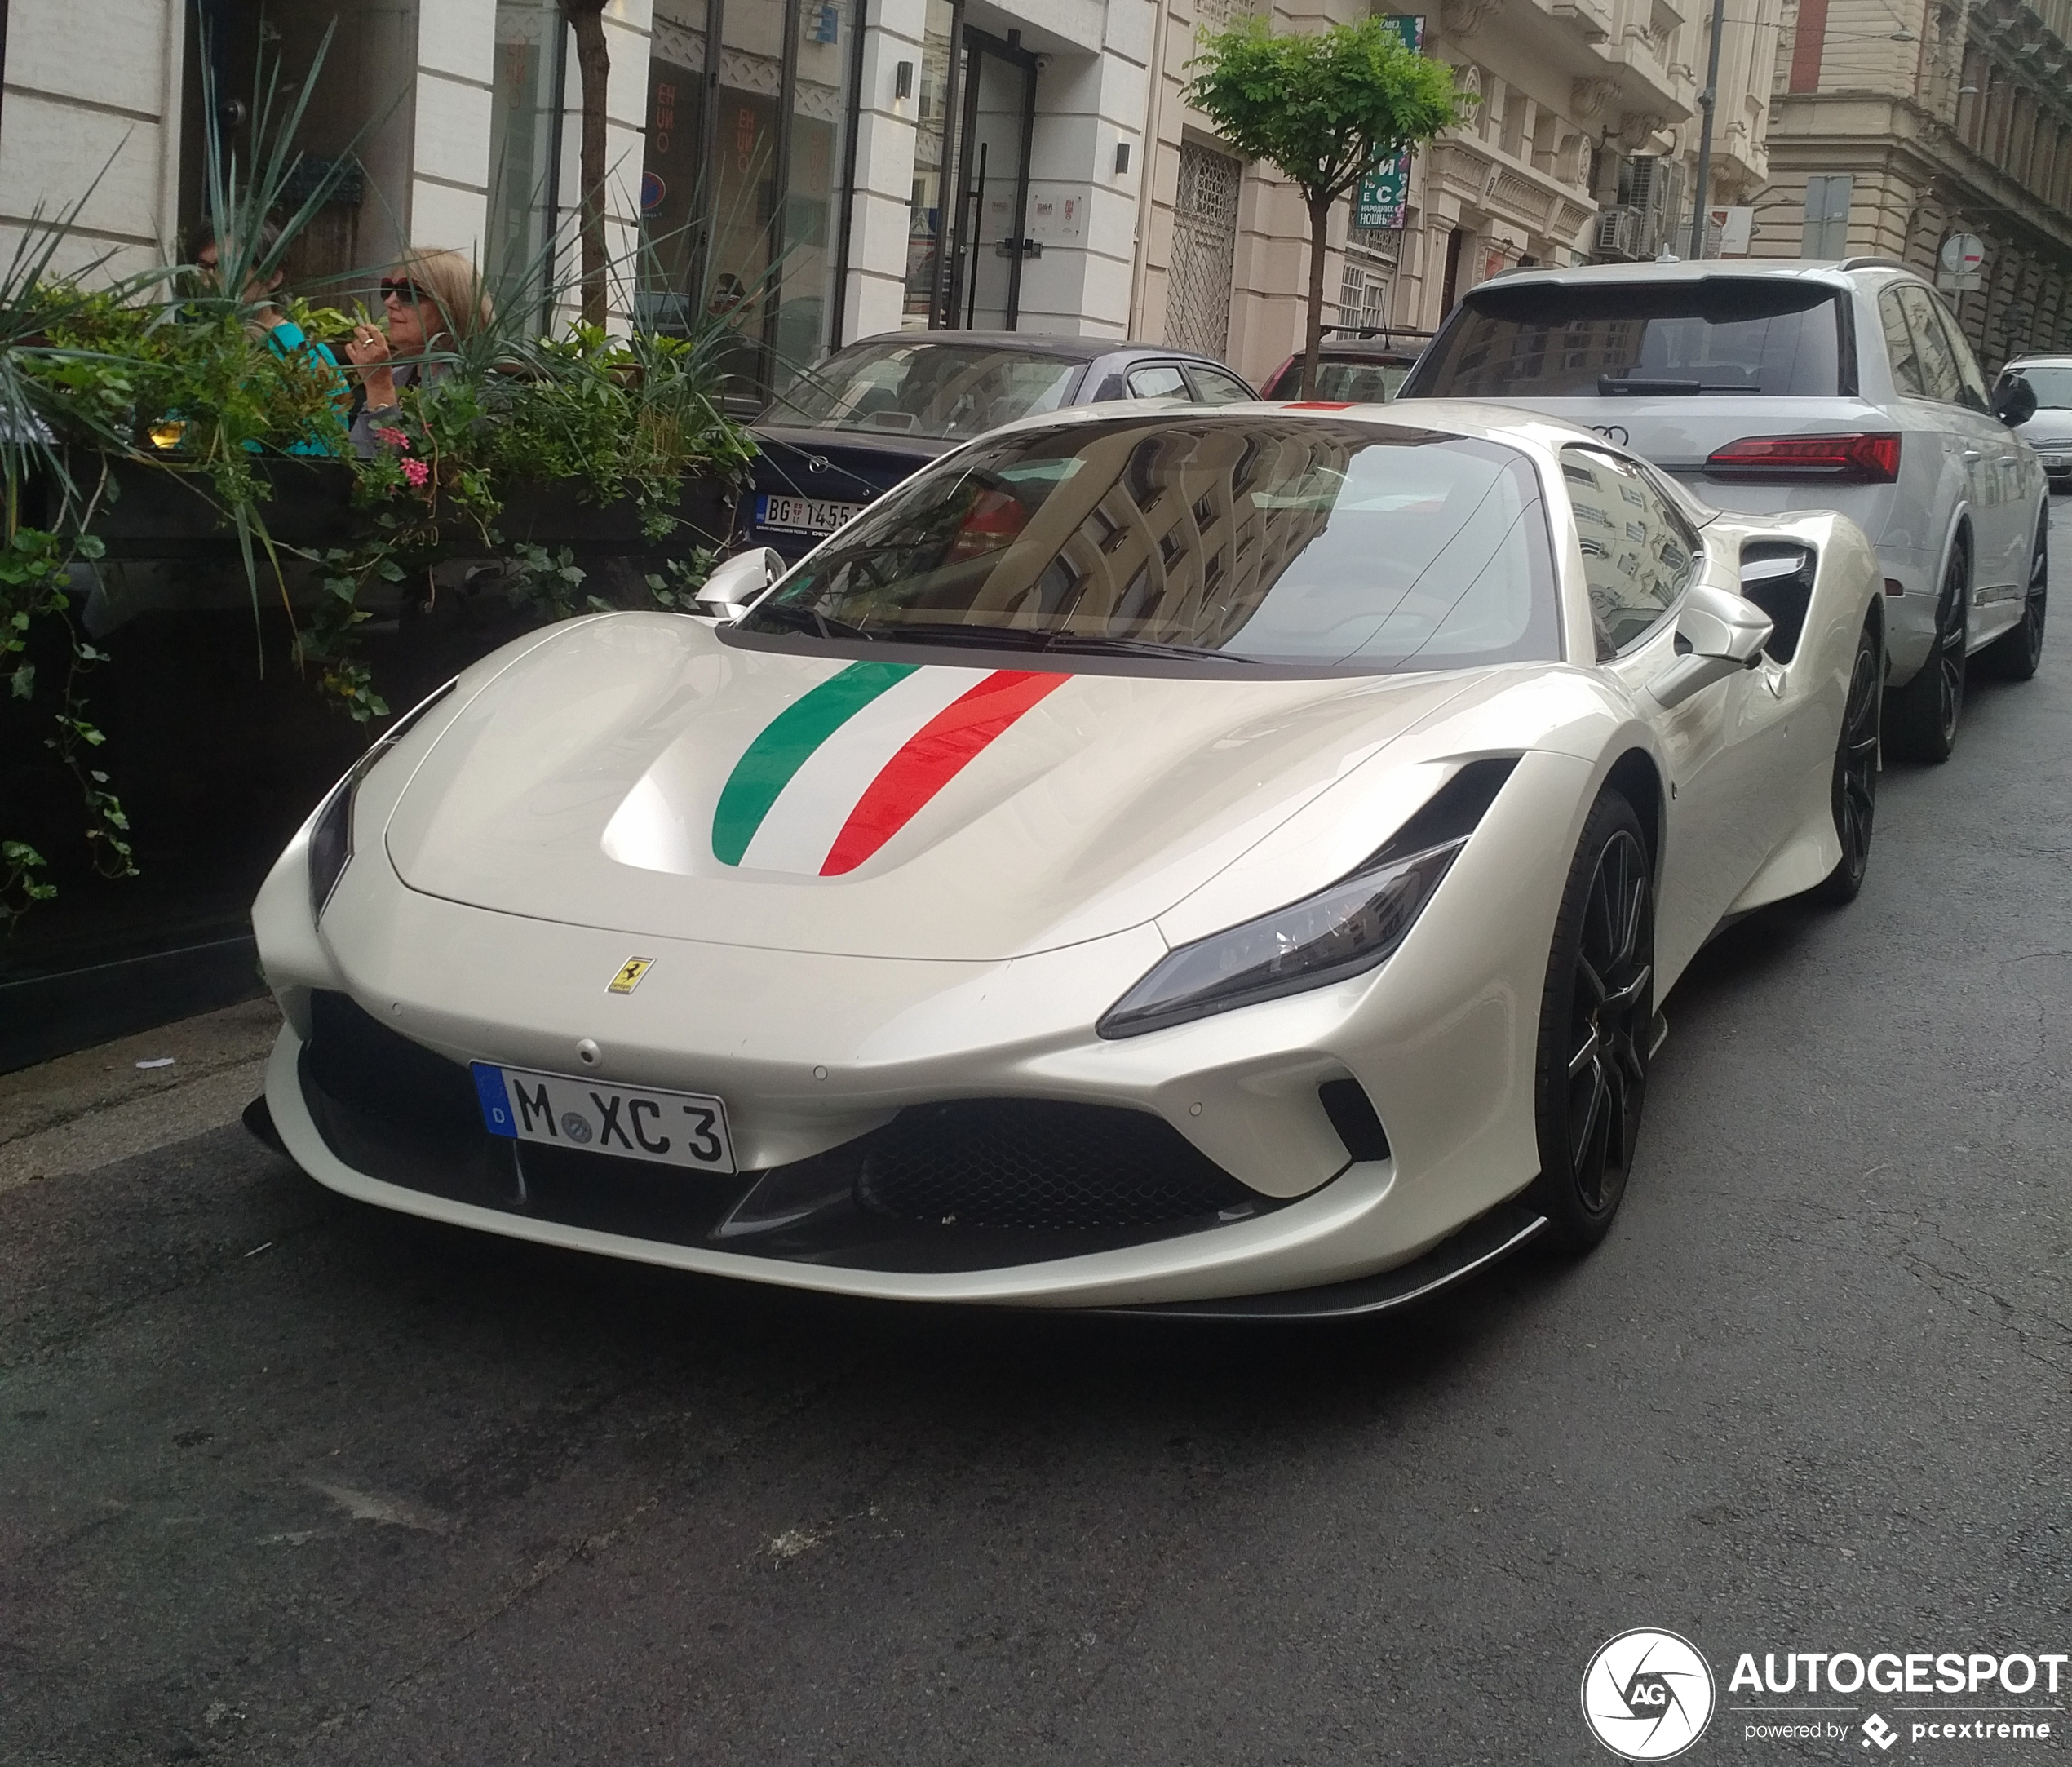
[1978,510,2048,682]
[1809,613,1883,906]
[1885,536,1968,763]
[1529,790,1654,1254]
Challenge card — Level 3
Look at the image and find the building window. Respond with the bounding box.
[1339,262,1391,330]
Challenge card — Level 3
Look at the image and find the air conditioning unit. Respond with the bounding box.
[1594,208,1638,257]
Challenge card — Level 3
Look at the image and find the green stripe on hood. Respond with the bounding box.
[711,661,919,866]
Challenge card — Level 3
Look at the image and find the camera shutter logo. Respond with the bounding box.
[1581,1628,1716,1760]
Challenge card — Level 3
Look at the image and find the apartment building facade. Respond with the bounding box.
[0,0,1778,390]
[1752,0,2072,365]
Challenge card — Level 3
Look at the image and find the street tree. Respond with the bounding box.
[1185,16,1465,396]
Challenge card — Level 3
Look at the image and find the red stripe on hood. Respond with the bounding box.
[819,669,1068,876]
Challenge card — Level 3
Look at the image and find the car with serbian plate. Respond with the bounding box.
[247,401,1884,1317]
[740,330,1256,561]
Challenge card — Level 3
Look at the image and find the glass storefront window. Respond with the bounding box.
[635,1,870,395]
[904,0,957,326]
[640,0,711,334]
[780,0,860,370]
[485,0,566,326]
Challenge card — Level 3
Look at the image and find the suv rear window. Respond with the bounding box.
[1402,279,1848,399]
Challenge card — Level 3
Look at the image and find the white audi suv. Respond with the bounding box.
[1399,258,2048,760]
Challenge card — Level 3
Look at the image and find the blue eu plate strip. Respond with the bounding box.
[472,1062,516,1137]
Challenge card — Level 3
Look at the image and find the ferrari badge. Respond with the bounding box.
[607,956,655,995]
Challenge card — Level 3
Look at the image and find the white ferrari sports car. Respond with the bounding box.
[247,401,1884,1316]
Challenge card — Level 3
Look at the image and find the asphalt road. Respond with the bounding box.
[6,510,2071,1767]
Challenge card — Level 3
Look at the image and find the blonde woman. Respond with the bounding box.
[341,248,494,456]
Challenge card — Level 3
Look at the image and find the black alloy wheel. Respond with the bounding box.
[1531,791,1654,1252]
[1979,510,2048,681]
[1886,539,1969,762]
[1810,613,1883,905]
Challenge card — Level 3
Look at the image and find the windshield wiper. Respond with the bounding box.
[860,622,1255,663]
[1038,631,1256,662]
[1597,376,1761,396]
[746,601,875,642]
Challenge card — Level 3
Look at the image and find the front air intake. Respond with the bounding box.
[856,1100,1260,1230]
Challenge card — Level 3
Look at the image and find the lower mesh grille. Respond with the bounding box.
[294,991,1278,1264]
[857,1099,1256,1230]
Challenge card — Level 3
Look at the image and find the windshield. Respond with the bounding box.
[737,414,1561,674]
[763,341,1085,439]
[2006,365,2072,410]
[1404,279,1847,398]
[1267,359,1412,402]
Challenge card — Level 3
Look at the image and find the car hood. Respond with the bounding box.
[382,615,1492,962]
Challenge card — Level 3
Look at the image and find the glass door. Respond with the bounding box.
[944,30,1036,331]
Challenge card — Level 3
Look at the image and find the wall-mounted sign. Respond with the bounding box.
[1938,231,1986,292]
[1705,205,1752,256]
[1354,17,1426,231]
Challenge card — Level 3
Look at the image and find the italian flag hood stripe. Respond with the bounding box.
[712,662,1067,875]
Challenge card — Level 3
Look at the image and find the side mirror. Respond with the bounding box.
[693,547,783,622]
[1993,375,2038,427]
[1649,582,1775,709]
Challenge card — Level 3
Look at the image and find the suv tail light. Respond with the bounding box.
[1705,432,1901,482]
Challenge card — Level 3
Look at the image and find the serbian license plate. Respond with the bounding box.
[472,1063,736,1174]
[756,493,866,534]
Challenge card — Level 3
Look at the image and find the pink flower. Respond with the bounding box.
[373,426,411,451]
[400,458,431,489]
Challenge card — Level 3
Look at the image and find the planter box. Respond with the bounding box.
[76,455,361,558]
[497,474,737,558]
[57,455,737,563]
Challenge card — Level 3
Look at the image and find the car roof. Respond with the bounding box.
[987,392,1649,456]
[1468,259,1878,294]
[2003,354,2072,367]
[846,330,1224,366]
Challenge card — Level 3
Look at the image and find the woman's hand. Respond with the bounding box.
[344,322,396,405]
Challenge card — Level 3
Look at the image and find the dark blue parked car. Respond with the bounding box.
[739,330,1255,560]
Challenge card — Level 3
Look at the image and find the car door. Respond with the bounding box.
[1898,283,2021,601]
[1926,292,2037,618]
[1566,445,1787,981]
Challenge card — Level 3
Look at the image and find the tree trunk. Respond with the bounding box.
[1301,193,1331,398]
[560,0,611,327]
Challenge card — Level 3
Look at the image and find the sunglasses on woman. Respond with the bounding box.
[379,279,427,303]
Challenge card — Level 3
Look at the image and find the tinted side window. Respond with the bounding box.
[1897,286,1963,404]
[1878,288,1928,398]
[1184,365,1255,405]
[1127,364,1189,398]
[1562,446,1698,658]
[1924,292,1991,409]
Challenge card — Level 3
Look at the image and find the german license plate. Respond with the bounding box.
[472,1063,735,1173]
[757,493,866,534]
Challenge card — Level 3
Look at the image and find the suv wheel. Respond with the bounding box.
[1978,510,2048,682]
[1886,538,1968,762]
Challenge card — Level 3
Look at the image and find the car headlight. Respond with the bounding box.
[308,678,458,919]
[1096,758,1517,1039]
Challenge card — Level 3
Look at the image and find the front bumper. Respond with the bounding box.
[255,739,1587,1305]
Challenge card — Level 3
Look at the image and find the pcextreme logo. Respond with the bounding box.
[1582,1629,1716,1760]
